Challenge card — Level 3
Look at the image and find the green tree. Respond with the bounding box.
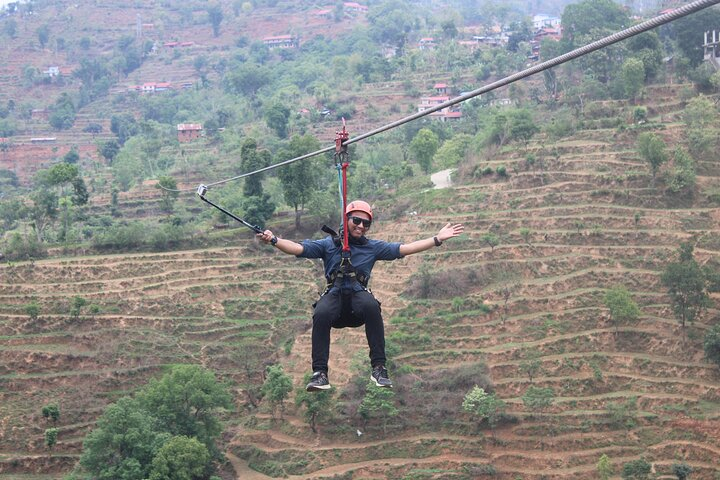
[661,243,711,328]
[223,63,270,97]
[206,3,223,37]
[110,113,139,145]
[42,404,60,423]
[703,324,720,368]
[508,109,539,147]
[604,285,641,334]
[80,397,169,480]
[441,19,458,39]
[665,148,696,197]
[26,189,58,242]
[462,385,506,434]
[626,31,664,81]
[136,364,232,454]
[156,176,179,214]
[240,138,271,197]
[359,382,398,435]
[621,458,652,480]
[262,365,293,419]
[63,147,80,164]
[481,232,500,252]
[147,436,211,480]
[672,463,693,480]
[99,140,121,162]
[70,296,88,319]
[295,373,335,433]
[49,93,76,130]
[3,18,17,38]
[367,0,418,54]
[264,102,291,138]
[277,135,324,229]
[25,301,40,321]
[521,386,555,416]
[409,128,439,173]
[636,132,667,180]
[433,133,472,168]
[621,58,645,101]
[45,428,58,450]
[597,453,614,480]
[37,24,50,48]
[561,0,629,48]
[241,194,275,229]
[607,396,638,429]
[519,349,542,383]
[683,96,717,161]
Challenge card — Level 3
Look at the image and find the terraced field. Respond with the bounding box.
[0,242,322,478]
[223,86,720,479]
[1,32,719,477]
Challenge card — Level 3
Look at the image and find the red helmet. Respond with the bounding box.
[346,200,373,221]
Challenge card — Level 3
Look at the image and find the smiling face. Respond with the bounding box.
[347,211,371,238]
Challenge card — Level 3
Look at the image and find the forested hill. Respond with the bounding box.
[1,0,720,479]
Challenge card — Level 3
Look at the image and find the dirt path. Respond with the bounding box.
[431,168,454,189]
[225,451,273,480]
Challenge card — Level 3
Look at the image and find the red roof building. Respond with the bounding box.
[177,124,203,143]
[343,2,368,12]
[263,35,298,49]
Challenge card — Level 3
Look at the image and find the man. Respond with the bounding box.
[258,200,463,391]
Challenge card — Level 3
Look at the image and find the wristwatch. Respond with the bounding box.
[270,236,278,246]
[433,236,443,247]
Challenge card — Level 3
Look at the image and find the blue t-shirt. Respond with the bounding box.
[298,236,403,291]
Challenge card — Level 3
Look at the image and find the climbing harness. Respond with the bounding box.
[195,184,263,233]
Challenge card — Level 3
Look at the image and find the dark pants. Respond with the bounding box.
[311,289,385,374]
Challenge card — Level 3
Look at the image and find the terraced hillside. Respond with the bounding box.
[1,62,719,480]
[0,239,323,478]
[224,85,720,479]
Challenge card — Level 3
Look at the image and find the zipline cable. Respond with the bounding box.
[168,0,718,193]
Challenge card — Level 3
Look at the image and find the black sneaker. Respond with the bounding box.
[370,365,393,388]
[306,371,331,392]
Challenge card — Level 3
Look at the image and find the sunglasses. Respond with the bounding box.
[348,216,372,228]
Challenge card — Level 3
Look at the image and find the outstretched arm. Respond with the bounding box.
[257,230,304,256]
[399,223,464,256]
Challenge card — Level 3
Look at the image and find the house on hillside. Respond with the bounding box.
[417,95,462,121]
[471,34,508,47]
[457,40,480,51]
[31,109,49,121]
[127,82,174,93]
[532,14,560,30]
[704,30,720,70]
[433,83,449,95]
[44,66,60,77]
[177,123,202,142]
[263,35,298,49]
[534,27,561,42]
[313,8,333,19]
[418,37,436,50]
[343,2,368,13]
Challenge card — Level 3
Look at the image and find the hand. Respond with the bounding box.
[257,229,274,244]
[437,223,464,242]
